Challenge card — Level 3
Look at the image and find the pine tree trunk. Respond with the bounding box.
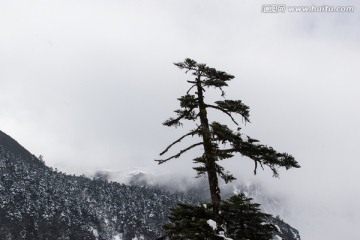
[196,77,222,226]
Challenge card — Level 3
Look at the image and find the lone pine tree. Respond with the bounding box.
[156,58,300,231]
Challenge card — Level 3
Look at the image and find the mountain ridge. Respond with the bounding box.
[0,130,41,166]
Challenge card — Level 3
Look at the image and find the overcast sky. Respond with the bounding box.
[1,0,359,239]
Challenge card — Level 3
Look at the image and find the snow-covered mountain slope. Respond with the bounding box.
[0,130,192,239]
[0,130,300,240]
[94,170,301,240]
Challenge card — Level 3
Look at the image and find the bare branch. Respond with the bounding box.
[259,161,265,171]
[206,104,238,125]
[155,142,203,165]
[254,161,258,175]
[186,84,196,94]
[187,80,197,84]
[219,86,225,97]
[160,128,200,156]
[253,160,266,175]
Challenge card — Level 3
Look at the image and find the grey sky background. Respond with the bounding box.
[1,0,359,239]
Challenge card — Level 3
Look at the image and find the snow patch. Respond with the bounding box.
[90,226,99,239]
[218,231,233,240]
[131,235,145,240]
[207,219,217,230]
[113,233,123,240]
[240,134,248,142]
[274,224,282,233]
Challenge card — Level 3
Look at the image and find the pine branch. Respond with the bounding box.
[215,163,236,183]
[155,142,203,165]
[160,128,200,156]
[206,104,238,125]
[214,100,250,123]
[174,59,197,73]
[217,142,299,177]
[163,108,195,127]
[179,95,198,108]
[210,122,241,144]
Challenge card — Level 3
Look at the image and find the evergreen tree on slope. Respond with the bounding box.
[156,58,300,234]
[163,194,276,240]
